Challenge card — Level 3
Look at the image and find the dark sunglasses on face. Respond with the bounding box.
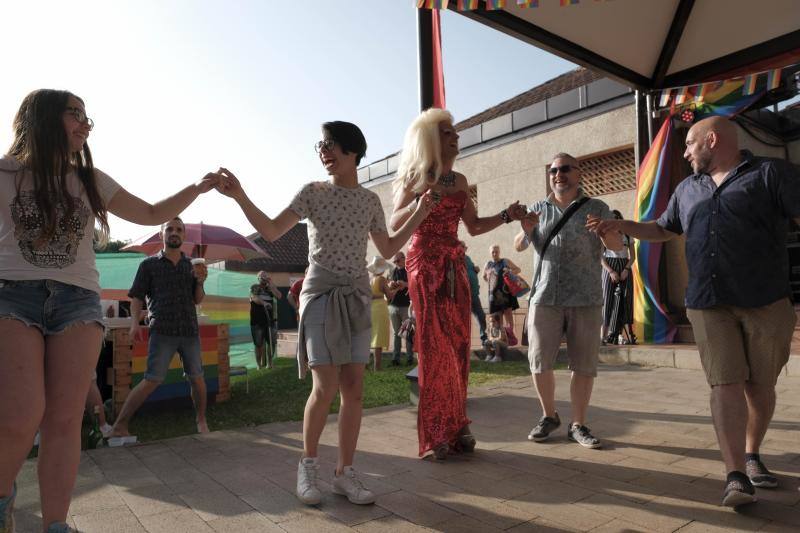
[64,107,94,130]
[548,164,575,175]
[314,139,335,153]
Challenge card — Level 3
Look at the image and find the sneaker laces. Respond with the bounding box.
[301,462,319,485]
[344,469,367,491]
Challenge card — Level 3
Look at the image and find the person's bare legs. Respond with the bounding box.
[254,344,266,369]
[373,348,382,371]
[189,376,209,433]
[336,363,365,474]
[503,308,514,331]
[110,379,160,437]
[85,380,108,427]
[39,323,103,528]
[0,320,45,499]
[533,370,557,417]
[570,373,594,425]
[302,365,340,458]
[744,382,776,455]
[710,383,748,473]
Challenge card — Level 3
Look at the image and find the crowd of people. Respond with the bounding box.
[0,89,797,533]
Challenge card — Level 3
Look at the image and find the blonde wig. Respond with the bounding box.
[393,108,454,197]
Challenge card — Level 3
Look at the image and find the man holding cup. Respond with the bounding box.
[110,216,210,439]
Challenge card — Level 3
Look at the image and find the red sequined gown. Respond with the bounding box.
[406,190,471,457]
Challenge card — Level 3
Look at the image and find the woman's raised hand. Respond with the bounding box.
[215,167,246,201]
[196,172,222,193]
[415,190,436,218]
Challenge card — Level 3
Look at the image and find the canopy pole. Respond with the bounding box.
[417,7,434,111]
[634,90,652,168]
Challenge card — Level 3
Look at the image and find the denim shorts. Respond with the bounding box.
[145,332,204,382]
[0,279,103,335]
[304,293,370,367]
[251,324,277,348]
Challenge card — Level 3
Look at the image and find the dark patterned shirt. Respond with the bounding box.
[657,151,800,309]
[128,251,198,337]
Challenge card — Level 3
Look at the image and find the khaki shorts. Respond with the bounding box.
[687,298,796,386]
[527,305,602,377]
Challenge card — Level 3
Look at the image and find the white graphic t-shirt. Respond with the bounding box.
[0,155,121,293]
[289,181,387,278]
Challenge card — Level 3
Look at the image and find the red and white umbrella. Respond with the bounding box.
[123,222,267,262]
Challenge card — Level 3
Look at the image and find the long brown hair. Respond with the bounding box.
[6,89,109,244]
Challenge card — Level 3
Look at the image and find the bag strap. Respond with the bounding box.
[529,196,590,298]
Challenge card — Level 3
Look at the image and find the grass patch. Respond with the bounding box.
[123,357,532,443]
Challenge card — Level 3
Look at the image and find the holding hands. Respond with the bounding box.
[215,168,247,201]
[520,210,540,235]
[585,215,622,238]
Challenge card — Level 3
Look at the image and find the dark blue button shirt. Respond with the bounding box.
[128,251,199,336]
[657,151,800,309]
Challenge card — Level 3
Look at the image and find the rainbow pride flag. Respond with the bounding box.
[767,68,783,90]
[632,118,676,344]
[517,0,539,6]
[418,0,449,8]
[486,0,506,9]
[560,0,580,5]
[457,0,479,9]
[691,79,764,119]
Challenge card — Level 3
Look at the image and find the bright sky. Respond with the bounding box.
[0,1,574,242]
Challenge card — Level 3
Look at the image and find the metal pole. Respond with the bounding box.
[645,91,655,145]
[634,90,651,169]
[417,8,434,112]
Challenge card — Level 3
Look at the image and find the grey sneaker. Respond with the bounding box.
[0,482,15,533]
[746,458,778,488]
[528,412,561,442]
[46,522,78,532]
[296,457,322,505]
[567,423,602,449]
[722,476,756,507]
[332,466,375,505]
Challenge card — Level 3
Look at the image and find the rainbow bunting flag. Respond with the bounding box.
[692,79,763,119]
[417,0,449,8]
[485,0,506,10]
[456,0,479,9]
[560,0,580,5]
[517,0,539,6]
[658,88,672,108]
[632,118,676,344]
[767,68,782,90]
[673,86,688,104]
[742,73,758,95]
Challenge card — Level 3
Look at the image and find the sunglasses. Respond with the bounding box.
[548,164,576,175]
[314,139,335,153]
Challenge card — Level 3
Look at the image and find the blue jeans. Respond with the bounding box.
[471,296,487,343]
[145,332,203,382]
[0,279,103,335]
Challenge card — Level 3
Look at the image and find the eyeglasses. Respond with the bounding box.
[314,139,335,153]
[548,164,575,175]
[64,107,94,130]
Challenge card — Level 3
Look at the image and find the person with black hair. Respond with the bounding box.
[600,210,636,345]
[0,89,220,533]
[216,121,434,506]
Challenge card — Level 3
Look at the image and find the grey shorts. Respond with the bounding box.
[304,294,370,367]
[144,332,204,382]
[527,304,602,377]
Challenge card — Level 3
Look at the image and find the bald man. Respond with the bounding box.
[589,116,800,507]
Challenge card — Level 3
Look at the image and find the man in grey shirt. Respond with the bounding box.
[515,153,621,449]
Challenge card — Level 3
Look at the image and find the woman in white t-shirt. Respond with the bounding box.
[216,121,433,507]
[0,89,220,533]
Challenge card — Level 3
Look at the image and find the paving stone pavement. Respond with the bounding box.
[13,365,800,532]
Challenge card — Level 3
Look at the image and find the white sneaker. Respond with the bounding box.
[488,355,500,363]
[100,423,114,439]
[332,466,375,505]
[296,457,322,505]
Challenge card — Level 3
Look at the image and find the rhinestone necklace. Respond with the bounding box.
[438,171,456,187]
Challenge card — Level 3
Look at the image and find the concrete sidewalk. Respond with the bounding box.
[13,365,800,532]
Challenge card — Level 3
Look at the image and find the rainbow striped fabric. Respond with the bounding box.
[486,0,506,9]
[418,0,449,8]
[632,118,676,344]
[457,0,479,9]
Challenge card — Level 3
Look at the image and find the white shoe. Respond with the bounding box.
[332,466,375,505]
[100,423,114,439]
[488,355,500,363]
[296,458,322,505]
